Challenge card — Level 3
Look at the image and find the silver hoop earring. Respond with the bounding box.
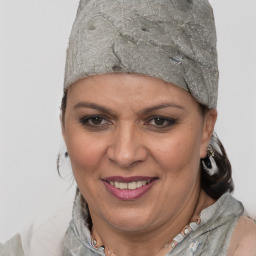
[57,142,72,177]
[202,145,218,176]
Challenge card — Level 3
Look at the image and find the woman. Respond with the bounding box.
[1,0,256,255]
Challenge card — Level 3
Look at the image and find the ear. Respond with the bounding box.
[200,109,217,158]
[60,113,66,143]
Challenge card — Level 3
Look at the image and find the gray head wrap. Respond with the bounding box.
[64,0,218,108]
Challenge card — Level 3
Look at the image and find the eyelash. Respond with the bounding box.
[79,115,177,129]
[145,116,177,128]
[79,115,111,128]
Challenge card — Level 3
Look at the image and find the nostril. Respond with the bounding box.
[106,144,148,168]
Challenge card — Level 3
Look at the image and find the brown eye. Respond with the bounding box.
[80,115,110,127]
[145,116,177,128]
[90,116,103,125]
[154,117,166,126]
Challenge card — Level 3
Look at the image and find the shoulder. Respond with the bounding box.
[20,207,71,256]
[0,234,24,256]
[0,200,73,256]
[227,215,256,256]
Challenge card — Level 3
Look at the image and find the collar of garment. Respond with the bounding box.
[62,192,244,256]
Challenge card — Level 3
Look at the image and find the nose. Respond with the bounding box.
[106,124,148,168]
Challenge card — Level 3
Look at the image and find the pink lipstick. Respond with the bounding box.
[102,176,158,200]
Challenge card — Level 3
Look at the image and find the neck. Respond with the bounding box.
[91,189,215,256]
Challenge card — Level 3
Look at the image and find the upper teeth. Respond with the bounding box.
[109,181,150,190]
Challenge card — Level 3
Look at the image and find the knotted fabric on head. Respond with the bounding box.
[64,0,219,108]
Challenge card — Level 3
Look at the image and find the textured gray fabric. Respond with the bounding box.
[64,0,219,108]
[0,234,24,256]
[63,194,105,256]
[62,193,244,256]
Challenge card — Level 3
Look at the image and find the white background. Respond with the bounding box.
[0,0,255,242]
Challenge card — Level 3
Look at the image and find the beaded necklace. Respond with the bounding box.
[90,216,202,255]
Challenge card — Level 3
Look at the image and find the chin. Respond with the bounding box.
[103,208,156,232]
[111,220,152,233]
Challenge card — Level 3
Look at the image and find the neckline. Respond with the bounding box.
[71,192,243,255]
[90,215,202,254]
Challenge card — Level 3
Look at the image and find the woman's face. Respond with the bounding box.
[62,73,216,232]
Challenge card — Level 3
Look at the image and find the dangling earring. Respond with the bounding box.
[57,141,72,177]
[202,145,218,176]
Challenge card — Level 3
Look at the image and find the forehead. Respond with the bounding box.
[67,73,197,108]
[63,74,207,122]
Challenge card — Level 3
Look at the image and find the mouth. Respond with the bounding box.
[101,176,158,200]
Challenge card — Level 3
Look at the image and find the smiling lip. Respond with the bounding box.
[102,176,158,200]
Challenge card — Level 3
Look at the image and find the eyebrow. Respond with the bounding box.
[139,103,184,115]
[73,102,184,115]
[73,102,117,115]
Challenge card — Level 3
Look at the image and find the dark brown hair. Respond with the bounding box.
[200,134,234,199]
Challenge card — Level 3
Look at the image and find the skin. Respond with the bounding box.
[62,73,217,256]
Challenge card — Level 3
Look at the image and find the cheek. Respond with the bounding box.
[65,129,107,177]
[65,132,109,205]
[150,127,202,176]
[148,128,203,211]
